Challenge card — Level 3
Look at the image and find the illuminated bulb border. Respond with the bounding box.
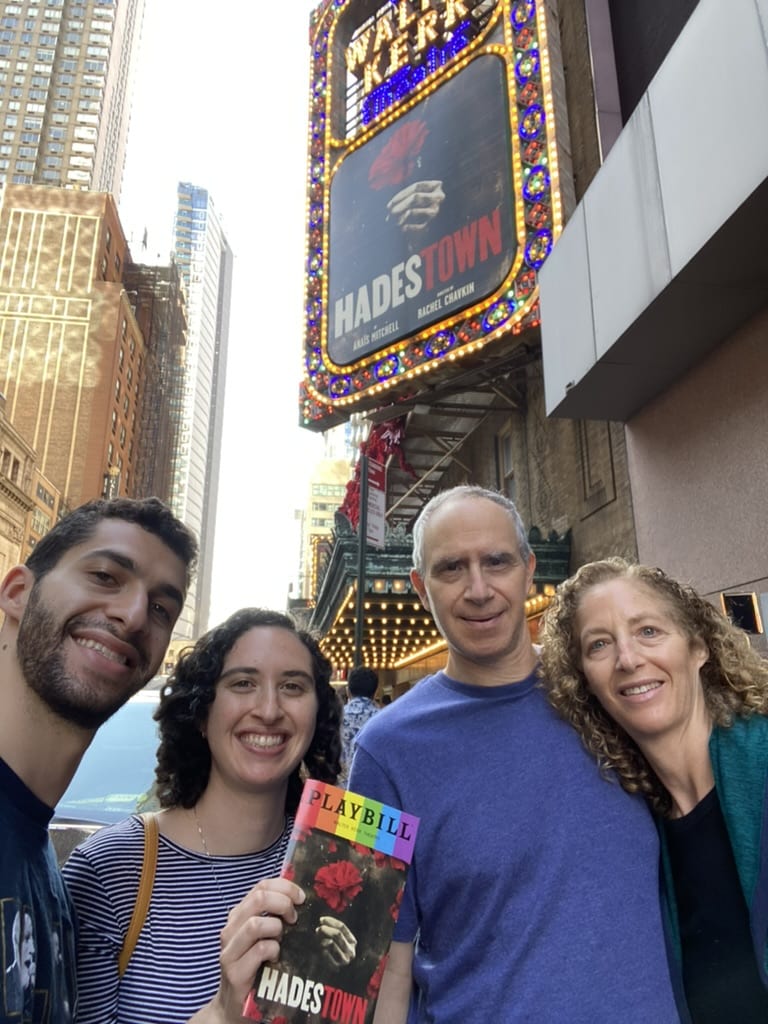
[301,0,560,427]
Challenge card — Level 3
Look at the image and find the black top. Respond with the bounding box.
[664,787,768,1023]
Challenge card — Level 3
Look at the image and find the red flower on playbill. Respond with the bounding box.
[313,860,364,912]
[390,887,404,920]
[368,120,429,190]
[367,954,388,1000]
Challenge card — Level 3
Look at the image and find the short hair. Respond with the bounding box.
[347,666,378,698]
[25,496,198,588]
[412,485,531,575]
[540,557,768,816]
[153,608,341,814]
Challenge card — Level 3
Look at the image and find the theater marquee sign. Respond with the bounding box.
[300,0,563,430]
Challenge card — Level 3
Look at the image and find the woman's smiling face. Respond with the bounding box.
[204,626,319,795]
[575,577,709,746]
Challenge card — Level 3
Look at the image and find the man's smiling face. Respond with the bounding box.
[410,495,535,686]
[16,519,187,729]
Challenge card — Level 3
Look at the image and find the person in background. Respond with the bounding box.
[63,607,342,1024]
[339,666,380,787]
[540,557,768,1022]
[0,496,196,1023]
[349,485,680,1023]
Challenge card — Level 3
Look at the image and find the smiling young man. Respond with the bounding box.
[0,496,196,1022]
[348,485,680,1024]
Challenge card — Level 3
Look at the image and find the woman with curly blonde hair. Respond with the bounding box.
[540,557,768,1022]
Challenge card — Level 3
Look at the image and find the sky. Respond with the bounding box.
[118,1,327,625]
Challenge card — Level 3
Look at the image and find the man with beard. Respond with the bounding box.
[0,497,197,1022]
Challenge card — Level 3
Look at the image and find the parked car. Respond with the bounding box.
[50,684,163,864]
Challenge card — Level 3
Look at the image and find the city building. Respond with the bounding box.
[0,388,35,574]
[0,0,145,197]
[298,0,766,684]
[0,184,149,509]
[298,0,631,689]
[123,260,187,504]
[171,181,233,640]
[297,456,352,603]
[539,0,768,652]
[21,464,61,561]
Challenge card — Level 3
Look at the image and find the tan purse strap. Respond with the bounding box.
[117,812,159,977]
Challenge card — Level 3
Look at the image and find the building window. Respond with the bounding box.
[31,507,50,534]
[36,482,55,508]
[496,424,516,502]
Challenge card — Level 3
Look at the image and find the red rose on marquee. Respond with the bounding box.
[368,120,429,190]
[313,860,364,912]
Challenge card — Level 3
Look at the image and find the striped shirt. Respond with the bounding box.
[62,813,292,1023]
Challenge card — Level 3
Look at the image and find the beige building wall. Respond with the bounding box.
[626,313,768,604]
[0,185,146,507]
[0,399,35,578]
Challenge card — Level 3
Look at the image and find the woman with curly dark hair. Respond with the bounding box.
[63,608,342,1023]
[540,558,768,1023]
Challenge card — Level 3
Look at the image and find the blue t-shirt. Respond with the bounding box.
[350,669,680,1023]
[0,756,77,1023]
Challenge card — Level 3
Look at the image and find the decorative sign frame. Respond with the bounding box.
[300,0,562,430]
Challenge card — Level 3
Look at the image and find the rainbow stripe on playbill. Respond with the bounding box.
[243,779,419,1024]
[297,780,418,859]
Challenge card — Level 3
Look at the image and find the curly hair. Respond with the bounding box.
[154,608,341,814]
[540,558,768,817]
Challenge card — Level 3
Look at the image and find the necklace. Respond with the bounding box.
[192,805,231,913]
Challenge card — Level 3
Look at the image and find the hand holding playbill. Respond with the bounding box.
[242,779,419,1024]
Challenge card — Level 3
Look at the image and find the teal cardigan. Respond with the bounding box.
[660,715,768,1017]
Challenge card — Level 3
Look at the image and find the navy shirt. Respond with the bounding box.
[0,756,77,1022]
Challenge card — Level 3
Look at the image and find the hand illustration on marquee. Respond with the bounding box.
[369,118,446,235]
[386,179,446,232]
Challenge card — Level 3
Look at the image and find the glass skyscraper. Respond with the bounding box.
[171,181,232,639]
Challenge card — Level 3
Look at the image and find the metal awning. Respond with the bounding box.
[369,339,540,531]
